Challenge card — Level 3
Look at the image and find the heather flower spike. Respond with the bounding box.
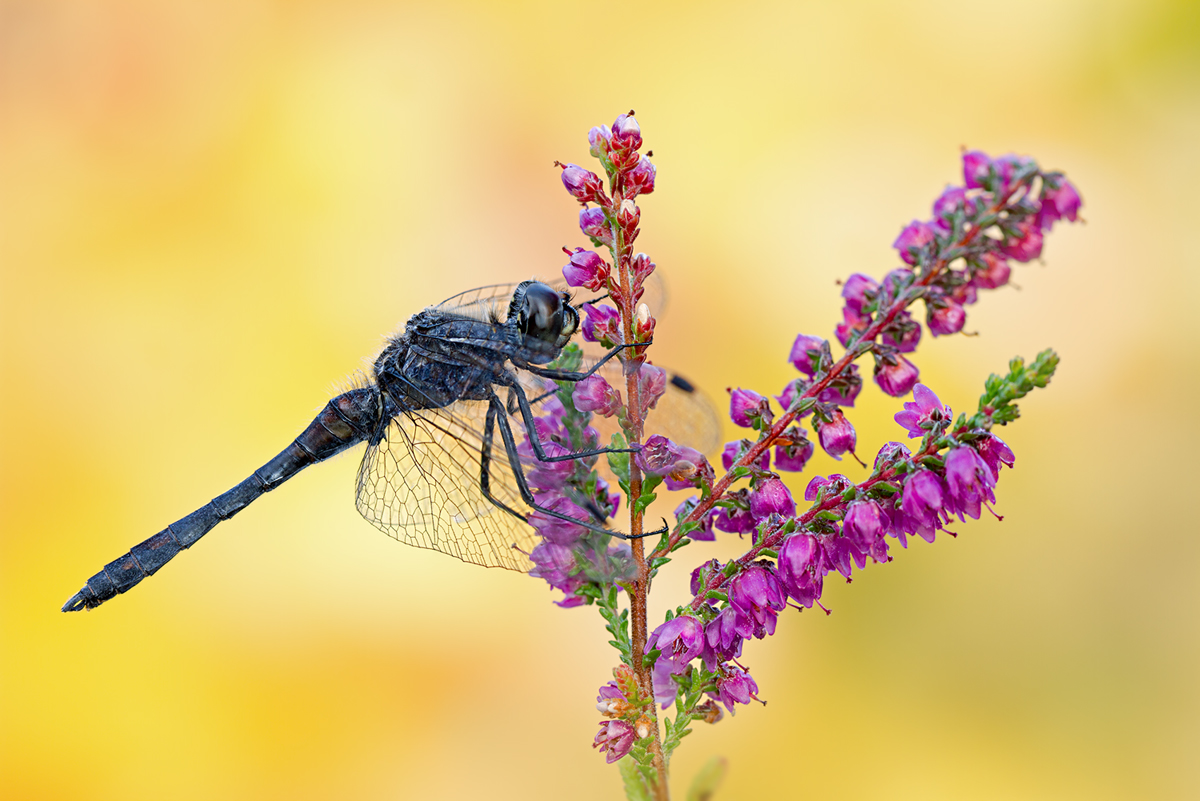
[541,116,1072,799]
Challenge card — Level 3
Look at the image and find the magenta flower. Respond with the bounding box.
[580,302,620,345]
[701,607,744,670]
[894,383,951,438]
[729,388,772,428]
[1038,179,1082,230]
[635,434,704,480]
[972,252,1011,289]
[749,476,796,522]
[562,247,608,291]
[874,355,920,397]
[777,533,822,608]
[729,565,786,639]
[578,208,609,242]
[527,492,591,545]
[842,273,879,314]
[893,220,937,265]
[932,186,970,225]
[976,433,1015,480]
[899,469,946,543]
[816,409,856,459]
[572,374,622,417]
[714,500,755,535]
[710,665,760,714]
[804,473,854,501]
[842,500,889,555]
[594,720,636,763]
[646,614,705,670]
[944,446,996,521]
[788,334,826,376]
[774,433,814,473]
[561,163,604,202]
[675,497,715,542]
[722,440,770,472]
[1003,220,1044,262]
[962,149,991,189]
[638,364,667,411]
[927,299,966,336]
[836,305,871,348]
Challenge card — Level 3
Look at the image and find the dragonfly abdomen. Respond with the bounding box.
[61,387,382,612]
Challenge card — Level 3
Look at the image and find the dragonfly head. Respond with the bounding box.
[513,281,579,361]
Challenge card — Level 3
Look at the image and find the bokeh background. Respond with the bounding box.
[2,1,1197,798]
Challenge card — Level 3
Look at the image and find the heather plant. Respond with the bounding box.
[531,111,1080,800]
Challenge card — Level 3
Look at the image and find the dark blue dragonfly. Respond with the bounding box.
[62,279,719,612]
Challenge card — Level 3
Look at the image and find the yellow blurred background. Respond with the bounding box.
[2,1,1197,798]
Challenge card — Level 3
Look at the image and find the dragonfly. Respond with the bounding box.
[62,279,719,612]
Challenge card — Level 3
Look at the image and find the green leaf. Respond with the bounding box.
[619,757,654,801]
[633,492,659,515]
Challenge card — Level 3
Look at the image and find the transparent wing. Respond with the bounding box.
[435,274,667,323]
[354,399,540,573]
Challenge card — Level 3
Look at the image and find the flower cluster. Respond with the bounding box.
[540,114,1077,800]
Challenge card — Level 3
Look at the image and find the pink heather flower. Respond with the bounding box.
[562,247,608,291]
[816,409,856,459]
[836,306,871,348]
[788,334,826,376]
[842,273,879,314]
[611,113,643,151]
[701,607,743,670]
[927,299,966,336]
[588,125,612,159]
[594,720,636,763]
[749,476,796,522]
[842,500,889,556]
[638,364,667,411]
[627,155,656,195]
[578,207,609,242]
[893,220,937,265]
[560,163,603,202]
[976,433,1015,480]
[722,440,770,472]
[944,446,996,521]
[994,154,1033,193]
[881,310,922,353]
[972,252,1011,289]
[635,434,704,480]
[1038,179,1082,230]
[729,388,772,428]
[646,614,705,671]
[774,432,814,473]
[528,540,585,602]
[522,439,574,491]
[710,665,760,714]
[572,374,622,417]
[580,302,620,345]
[874,355,920,397]
[899,469,946,543]
[714,493,755,535]
[804,473,854,501]
[962,150,991,189]
[729,565,786,639]
[777,533,822,608]
[775,378,805,413]
[527,492,591,545]
[894,383,951,438]
[932,186,971,227]
[1003,219,1044,262]
[817,366,863,407]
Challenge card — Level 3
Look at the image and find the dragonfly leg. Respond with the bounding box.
[486,393,659,540]
[520,341,649,383]
[505,379,638,464]
[477,401,535,523]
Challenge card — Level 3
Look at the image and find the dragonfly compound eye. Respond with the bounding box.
[520,282,564,343]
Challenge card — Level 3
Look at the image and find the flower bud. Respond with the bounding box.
[972,252,1011,289]
[611,112,643,151]
[616,198,640,229]
[874,355,920,397]
[572,374,622,417]
[578,207,609,242]
[594,720,636,764]
[560,163,604,202]
[637,364,667,411]
[749,476,796,521]
[588,125,612,159]
[788,334,826,376]
[627,155,656,195]
[841,273,879,314]
[1003,219,1044,263]
[962,150,991,189]
[722,440,770,472]
[893,220,937,266]
[927,299,966,337]
[562,247,609,291]
[817,409,856,459]
[631,252,656,285]
[729,388,773,428]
